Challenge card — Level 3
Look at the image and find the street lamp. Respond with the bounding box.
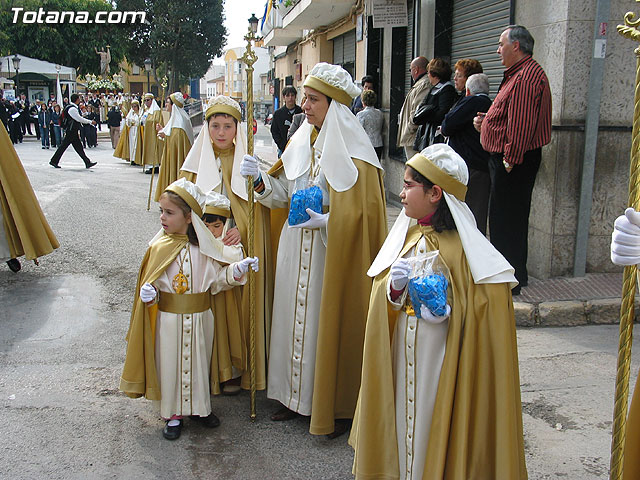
[240,12,259,420]
[12,54,21,96]
[144,57,152,93]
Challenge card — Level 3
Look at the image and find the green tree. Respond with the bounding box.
[117,0,227,92]
[0,0,131,75]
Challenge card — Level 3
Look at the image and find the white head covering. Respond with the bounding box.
[204,190,231,217]
[160,92,194,144]
[281,63,382,192]
[181,95,248,200]
[150,178,234,264]
[368,144,517,286]
[143,93,160,114]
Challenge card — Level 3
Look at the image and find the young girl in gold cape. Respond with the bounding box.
[119,178,258,441]
[350,144,527,479]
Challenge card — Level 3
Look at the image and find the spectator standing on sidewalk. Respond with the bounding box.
[37,102,51,149]
[397,56,431,160]
[107,105,122,149]
[474,25,551,295]
[49,93,97,169]
[356,90,384,159]
[270,86,302,157]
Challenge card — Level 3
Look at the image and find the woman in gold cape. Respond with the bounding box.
[113,99,143,165]
[154,92,194,201]
[141,94,165,172]
[181,95,273,392]
[0,124,59,270]
[242,63,387,436]
[349,144,527,479]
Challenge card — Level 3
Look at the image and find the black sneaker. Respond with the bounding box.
[190,413,220,428]
[162,419,183,440]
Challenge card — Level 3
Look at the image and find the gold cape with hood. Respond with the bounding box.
[0,125,59,260]
[349,225,527,479]
[182,145,273,391]
[268,127,387,434]
[119,232,243,398]
[142,109,164,166]
[113,122,143,165]
[154,129,192,201]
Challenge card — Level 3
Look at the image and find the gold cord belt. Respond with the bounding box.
[158,291,210,314]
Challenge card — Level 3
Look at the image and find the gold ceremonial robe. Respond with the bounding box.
[154,128,192,201]
[0,124,59,261]
[119,233,244,400]
[142,110,164,167]
[350,225,527,479]
[262,128,387,435]
[181,145,273,391]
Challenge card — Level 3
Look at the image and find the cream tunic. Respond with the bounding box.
[258,161,329,415]
[388,236,449,480]
[126,110,141,162]
[153,244,241,419]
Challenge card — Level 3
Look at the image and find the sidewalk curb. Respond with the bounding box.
[514,297,640,327]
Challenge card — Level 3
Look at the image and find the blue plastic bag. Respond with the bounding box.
[406,250,450,318]
[288,185,324,226]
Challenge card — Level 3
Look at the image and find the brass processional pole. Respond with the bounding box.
[147,75,168,211]
[611,10,640,480]
[240,13,260,419]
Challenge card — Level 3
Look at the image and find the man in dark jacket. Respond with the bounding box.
[270,86,302,156]
[49,93,97,169]
[441,73,492,235]
[37,102,51,149]
[106,105,122,149]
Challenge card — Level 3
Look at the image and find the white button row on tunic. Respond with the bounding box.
[179,248,193,413]
[404,314,418,478]
[289,228,313,411]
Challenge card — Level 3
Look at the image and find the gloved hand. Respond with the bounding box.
[233,256,260,279]
[291,209,329,229]
[419,304,451,324]
[390,258,411,291]
[240,154,260,178]
[611,207,640,266]
[140,283,157,303]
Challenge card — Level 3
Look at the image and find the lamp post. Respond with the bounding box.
[12,54,21,97]
[144,58,152,93]
[240,12,259,420]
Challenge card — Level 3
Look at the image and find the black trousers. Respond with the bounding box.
[487,148,542,286]
[50,129,92,167]
[466,166,491,236]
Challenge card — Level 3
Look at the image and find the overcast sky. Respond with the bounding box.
[213,0,268,63]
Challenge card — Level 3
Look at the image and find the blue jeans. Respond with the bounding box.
[53,125,62,146]
[40,126,49,147]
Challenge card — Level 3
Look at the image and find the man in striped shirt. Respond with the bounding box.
[474,25,551,295]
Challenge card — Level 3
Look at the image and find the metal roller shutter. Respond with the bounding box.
[405,0,415,93]
[450,0,511,97]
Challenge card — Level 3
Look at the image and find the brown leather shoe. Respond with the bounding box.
[271,406,299,421]
[326,419,352,440]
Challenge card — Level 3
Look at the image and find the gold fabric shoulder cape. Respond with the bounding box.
[349,225,527,479]
[309,155,387,435]
[0,125,59,260]
[142,110,164,166]
[113,123,130,160]
[154,129,192,201]
[181,145,273,391]
[120,233,240,398]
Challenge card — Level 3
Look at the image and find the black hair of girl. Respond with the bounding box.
[161,191,199,245]
[407,166,457,232]
[209,112,238,126]
[202,213,227,224]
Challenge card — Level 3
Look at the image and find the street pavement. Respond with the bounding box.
[1,125,639,479]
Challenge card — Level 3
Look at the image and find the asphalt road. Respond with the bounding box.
[1,125,639,479]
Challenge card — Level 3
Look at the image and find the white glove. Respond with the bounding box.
[419,304,451,324]
[233,256,260,279]
[390,258,411,291]
[611,207,640,266]
[291,209,329,229]
[240,154,260,178]
[140,283,157,303]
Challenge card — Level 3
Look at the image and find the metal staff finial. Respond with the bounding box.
[240,13,260,420]
[611,9,640,480]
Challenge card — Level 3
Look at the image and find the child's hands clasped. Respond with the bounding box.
[233,256,260,279]
[140,283,157,303]
[390,258,411,291]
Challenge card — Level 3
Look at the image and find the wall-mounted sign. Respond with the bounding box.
[372,0,408,29]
